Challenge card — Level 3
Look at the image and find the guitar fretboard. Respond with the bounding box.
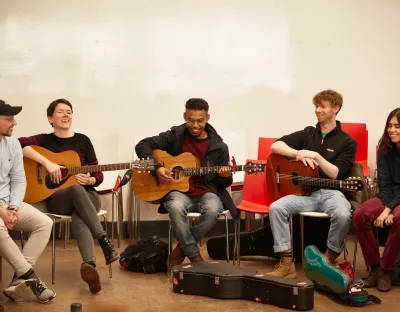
[296,176,341,189]
[183,165,245,176]
[66,163,132,175]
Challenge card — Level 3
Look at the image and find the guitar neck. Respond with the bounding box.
[298,176,342,189]
[183,165,245,176]
[67,163,132,175]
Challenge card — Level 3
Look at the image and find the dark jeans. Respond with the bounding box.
[46,185,106,264]
[353,197,400,271]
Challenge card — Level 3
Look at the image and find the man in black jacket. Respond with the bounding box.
[266,90,357,278]
[135,98,236,267]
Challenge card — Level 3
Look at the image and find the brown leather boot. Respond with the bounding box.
[169,243,185,269]
[377,268,392,292]
[362,266,378,288]
[264,256,296,279]
[189,253,204,263]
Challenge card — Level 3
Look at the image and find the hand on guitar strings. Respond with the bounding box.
[156,167,173,184]
[218,165,232,178]
[75,173,93,185]
[295,150,319,169]
[46,161,64,184]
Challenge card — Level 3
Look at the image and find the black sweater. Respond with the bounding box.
[377,146,400,210]
[277,121,357,180]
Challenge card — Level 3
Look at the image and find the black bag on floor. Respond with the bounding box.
[119,236,168,273]
[207,215,329,264]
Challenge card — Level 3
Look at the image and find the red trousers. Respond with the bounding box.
[353,197,400,271]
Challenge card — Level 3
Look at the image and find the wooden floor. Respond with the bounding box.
[0,235,399,312]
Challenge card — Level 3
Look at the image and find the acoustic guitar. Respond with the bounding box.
[131,149,266,202]
[266,153,364,201]
[23,146,155,204]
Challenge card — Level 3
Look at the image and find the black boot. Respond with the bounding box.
[98,236,119,265]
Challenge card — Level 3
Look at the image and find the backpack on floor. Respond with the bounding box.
[119,236,168,273]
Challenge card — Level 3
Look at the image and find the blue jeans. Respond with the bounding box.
[163,191,224,258]
[269,189,351,254]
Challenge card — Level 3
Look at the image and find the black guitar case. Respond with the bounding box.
[207,215,330,264]
[171,262,314,311]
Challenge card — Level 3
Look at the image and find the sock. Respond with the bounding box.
[280,250,292,258]
[18,269,37,280]
[327,249,340,259]
[85,261,96,268]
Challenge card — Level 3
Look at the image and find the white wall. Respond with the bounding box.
[1,0,400,221]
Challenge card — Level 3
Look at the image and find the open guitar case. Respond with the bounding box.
[171,262,314,310]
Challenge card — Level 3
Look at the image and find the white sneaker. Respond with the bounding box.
[3,277,31,301]
[25,278,56,303]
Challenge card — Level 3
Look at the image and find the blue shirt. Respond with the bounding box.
[0,136,26,207]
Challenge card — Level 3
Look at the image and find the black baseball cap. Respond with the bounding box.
[0,100,22,116]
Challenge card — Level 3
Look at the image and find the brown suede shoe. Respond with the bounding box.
[168,243,185,269]
[362,267,378,288]
[264,256,297,279]
[189,253,204,263]
[377,268,392,292]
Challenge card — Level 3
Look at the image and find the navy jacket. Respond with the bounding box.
[135,123,238,218]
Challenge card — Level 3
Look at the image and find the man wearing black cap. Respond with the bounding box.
[0,99,56,303]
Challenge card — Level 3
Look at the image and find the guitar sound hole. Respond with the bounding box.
[170,166,184,180]
[291,172,299,187]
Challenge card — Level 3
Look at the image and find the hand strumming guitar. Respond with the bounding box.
[45,161,64,184]
[156,167,173,184]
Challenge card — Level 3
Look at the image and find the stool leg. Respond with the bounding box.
[111,192,115,241]
[20,231,24,249]
[64,221,68,249]
[353,236,358,271]
[300,215,305,267]
[224,214,229,263]
[233,219,240,267]
[168,222,173,278]
[115,191,120,248]
[290,215,294,263]
[52,219,56,284]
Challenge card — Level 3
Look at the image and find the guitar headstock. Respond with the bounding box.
[244,160,266,175]
[342,177,365,191]
[131,158,159,172]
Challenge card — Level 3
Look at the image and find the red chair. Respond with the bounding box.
[233,138,276,265]
[341,123,369,177]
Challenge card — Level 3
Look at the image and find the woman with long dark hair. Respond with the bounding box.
[353,108,400,292]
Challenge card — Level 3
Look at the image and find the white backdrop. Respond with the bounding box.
[1,0,400,220]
